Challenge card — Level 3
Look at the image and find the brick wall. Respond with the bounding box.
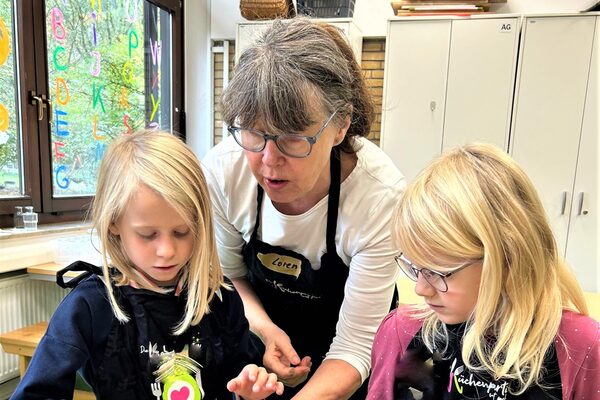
[361,38,385,147]
[211,38,387,147]
[213,41,236,145]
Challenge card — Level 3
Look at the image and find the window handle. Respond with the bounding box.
[28,90,48,121]
[41,94,52,122]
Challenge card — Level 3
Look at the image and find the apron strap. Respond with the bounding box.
[252,149,341,255]
[326,149,341,255]
[57,260,103,289]
[252,185,265,241]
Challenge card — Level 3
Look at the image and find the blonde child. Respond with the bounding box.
[368,143,599,399]
[12,131,283,400]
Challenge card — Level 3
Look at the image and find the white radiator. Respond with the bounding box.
[0,275,68,384]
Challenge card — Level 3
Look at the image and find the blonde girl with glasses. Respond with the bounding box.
[368,143,599,399]
[12,131,283,400]
[202,17,405,399]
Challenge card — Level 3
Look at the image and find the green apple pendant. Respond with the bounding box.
[162,367,202,400]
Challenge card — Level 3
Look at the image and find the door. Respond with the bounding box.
[565,17,599,292]
[381,19,451,181]
[443,17,520,150]
[510,15,596,252]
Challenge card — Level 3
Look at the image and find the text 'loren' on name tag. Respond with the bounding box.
[257,252,302,278]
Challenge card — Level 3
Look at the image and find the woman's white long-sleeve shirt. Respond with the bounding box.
[202,136,405,382]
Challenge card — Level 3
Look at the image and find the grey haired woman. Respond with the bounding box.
[202,17,405,399]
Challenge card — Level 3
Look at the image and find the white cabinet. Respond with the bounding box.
[565,16,599,292]
[509,15,598,291]
[381,16,520,181]
[235,18,362,63]
[380,19,450,183]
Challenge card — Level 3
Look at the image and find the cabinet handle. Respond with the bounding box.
[560,191,567,215]
[430,101,436,112]
[577,192,588,215]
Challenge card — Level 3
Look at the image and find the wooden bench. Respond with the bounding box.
[27,262,80,282]
[0,321,95,400]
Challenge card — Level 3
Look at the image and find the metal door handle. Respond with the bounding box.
[577,192,588,215]
[560,191,567,215]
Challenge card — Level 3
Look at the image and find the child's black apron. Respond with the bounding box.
[242,150,370,399]
[58,262,262,400]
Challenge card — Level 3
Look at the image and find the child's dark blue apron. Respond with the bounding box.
[243,150,373,399]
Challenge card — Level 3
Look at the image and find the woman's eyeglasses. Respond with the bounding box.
[395,253,476,292]
[227,110,338,158]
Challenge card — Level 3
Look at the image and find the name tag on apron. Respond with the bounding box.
[257,252,302,278]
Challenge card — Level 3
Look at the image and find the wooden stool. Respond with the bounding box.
[0,321,95,400]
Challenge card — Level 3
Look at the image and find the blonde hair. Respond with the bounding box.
[91,130,225,334]
[393,143,588,393]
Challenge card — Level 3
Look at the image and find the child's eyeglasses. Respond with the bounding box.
[394,253,476,292]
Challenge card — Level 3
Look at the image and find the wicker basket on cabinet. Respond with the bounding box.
[240,0,295,20]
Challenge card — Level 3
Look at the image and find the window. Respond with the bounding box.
[0,0,183,227]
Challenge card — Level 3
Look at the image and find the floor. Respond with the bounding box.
[0,377,18,400]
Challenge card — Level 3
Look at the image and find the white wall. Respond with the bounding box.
[205,0,599,39]
[184,0,599,158]
[211,0,244,39]
[493,0,598,14]
[185,0,212,158]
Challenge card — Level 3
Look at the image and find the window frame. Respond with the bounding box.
[0,0,185,226]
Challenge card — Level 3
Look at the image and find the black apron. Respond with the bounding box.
[58,261,262,400]
[242,150,370,399]
[394,324,563,399]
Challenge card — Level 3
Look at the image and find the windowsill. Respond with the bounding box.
[0,221,91,240]
[0,222,99,275]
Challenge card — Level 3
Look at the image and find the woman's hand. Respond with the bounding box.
[227,364,284,399]
[262,325,312,387]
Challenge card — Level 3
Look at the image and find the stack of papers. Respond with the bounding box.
[391,1,491,16]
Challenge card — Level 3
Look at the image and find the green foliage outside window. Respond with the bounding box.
[0,0,20,197]
[46,0,146,196]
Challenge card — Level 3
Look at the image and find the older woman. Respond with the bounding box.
[202,18,405,399]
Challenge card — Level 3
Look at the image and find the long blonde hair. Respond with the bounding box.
[393,143,588,393]
[91,130,225,335]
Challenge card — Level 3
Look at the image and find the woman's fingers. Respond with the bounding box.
[277,357,312,387]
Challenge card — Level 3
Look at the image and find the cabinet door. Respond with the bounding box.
[381,20,451,181]
[443,18,520,151]
[510,16,595,252]
[565,17,599,293]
